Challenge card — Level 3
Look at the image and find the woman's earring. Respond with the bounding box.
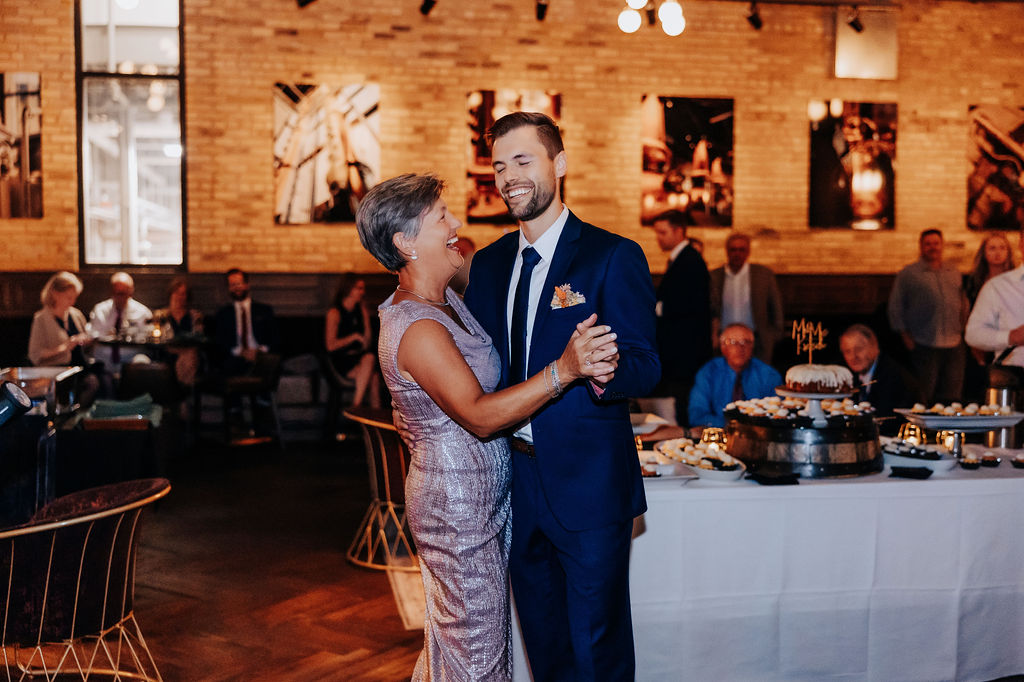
[409,251,418,261]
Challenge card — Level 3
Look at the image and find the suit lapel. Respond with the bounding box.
[493,234,519,365]
[530,213,582,369]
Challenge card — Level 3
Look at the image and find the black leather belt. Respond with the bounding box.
[510,437,535,458]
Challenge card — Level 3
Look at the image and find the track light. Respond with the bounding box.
[296,0,316,6]
[746,2,763,30]
[847,6,864,32]
[645,1,657,26]
[536,0,548,21]
[419,0,436,16]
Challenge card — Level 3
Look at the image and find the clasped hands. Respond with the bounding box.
[558,313,619,387]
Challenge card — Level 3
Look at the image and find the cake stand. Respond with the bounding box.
[776,387,854,428]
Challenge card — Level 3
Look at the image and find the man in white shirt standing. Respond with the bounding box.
[709,233,784,365]
[88,272,153,393]
[965,228,1024,368]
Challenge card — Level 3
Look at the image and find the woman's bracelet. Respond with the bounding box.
[542,365,555,399]
[548,362,563,398]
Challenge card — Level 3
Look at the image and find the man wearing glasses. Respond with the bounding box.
[688,323,781,428]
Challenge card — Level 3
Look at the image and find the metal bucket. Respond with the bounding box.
[726,415,882,478]
[986,365,1024,448]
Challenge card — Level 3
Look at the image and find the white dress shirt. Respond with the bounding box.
[507,205,569,442]
[721,262,755,330]
[232,298,266,354]
[965,264,1024,367]
[88,297,153,367]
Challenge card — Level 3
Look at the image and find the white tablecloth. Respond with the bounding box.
[514,446,1024,681]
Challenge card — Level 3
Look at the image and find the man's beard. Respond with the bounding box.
[229,291,248,302]
[504,182,555,222]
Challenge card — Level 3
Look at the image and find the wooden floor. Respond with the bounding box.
[134,433,423,681]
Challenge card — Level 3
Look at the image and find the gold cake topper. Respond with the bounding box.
[791,318,827,363]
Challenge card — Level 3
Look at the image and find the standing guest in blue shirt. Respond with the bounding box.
[689,323,781,428]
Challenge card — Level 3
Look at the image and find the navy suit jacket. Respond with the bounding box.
[464,211,661,531]
[211,300,279,366]
[657,243,712,382]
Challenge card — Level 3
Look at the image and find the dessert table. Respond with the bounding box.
[512,445,1024,681]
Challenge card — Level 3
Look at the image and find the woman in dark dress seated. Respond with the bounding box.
[325,276,381,409]
[153,277,204,386]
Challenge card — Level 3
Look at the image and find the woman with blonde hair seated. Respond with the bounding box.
[28,271,99,405]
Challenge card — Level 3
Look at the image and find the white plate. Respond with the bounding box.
[631,413,672,435]
[638,451,697,479]
[894,408,1024,431]
[692,459,747,482]
[883,452,958,473]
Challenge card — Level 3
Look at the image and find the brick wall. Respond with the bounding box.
[2,0,1023,276]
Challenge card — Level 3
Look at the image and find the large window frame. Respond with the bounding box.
[75,0,186,269]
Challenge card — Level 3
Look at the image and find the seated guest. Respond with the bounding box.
[689,323,782,428]
[211,268,279,434]
[965,227,1024,369]
[88,272,154,384]
[839,324,922,436]
[153,277,204,386]
[325,276,381,409]
[28,271,99,405]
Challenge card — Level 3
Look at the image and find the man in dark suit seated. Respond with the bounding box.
[210,268,280,436]
[651,209,712,426]
[839,323,922,436]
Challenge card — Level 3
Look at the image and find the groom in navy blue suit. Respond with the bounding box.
[464,112,660,680]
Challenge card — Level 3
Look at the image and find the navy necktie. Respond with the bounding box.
[731,369,745,402]
[511,247,542,383]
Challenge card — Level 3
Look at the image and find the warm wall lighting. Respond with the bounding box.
[618,7,642,32]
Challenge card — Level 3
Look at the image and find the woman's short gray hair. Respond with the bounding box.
[356,173,445,272]
[41,271,83,308]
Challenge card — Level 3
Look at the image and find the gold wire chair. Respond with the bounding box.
[342,407,417,572]
[1,478,171,681]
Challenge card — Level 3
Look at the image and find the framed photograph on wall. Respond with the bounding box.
[0,72,42,219]
[968,104,1024,231]
[808,99,896,230]
[466,89,561,224]
[273,82,379,225]
[640,95,733,227]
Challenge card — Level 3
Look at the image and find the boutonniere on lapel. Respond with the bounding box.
[551,284,586,309]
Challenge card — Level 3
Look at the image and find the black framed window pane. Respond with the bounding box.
[81,0,179,75]
[82,77,182,265]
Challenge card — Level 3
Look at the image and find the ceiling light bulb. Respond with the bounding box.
[658,0,683,23]
[618,8,642,33]
[807,100,828,122]
[626,0,647,9]
[661,14,685,36]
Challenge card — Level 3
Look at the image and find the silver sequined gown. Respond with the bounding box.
[378,290,512,681]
